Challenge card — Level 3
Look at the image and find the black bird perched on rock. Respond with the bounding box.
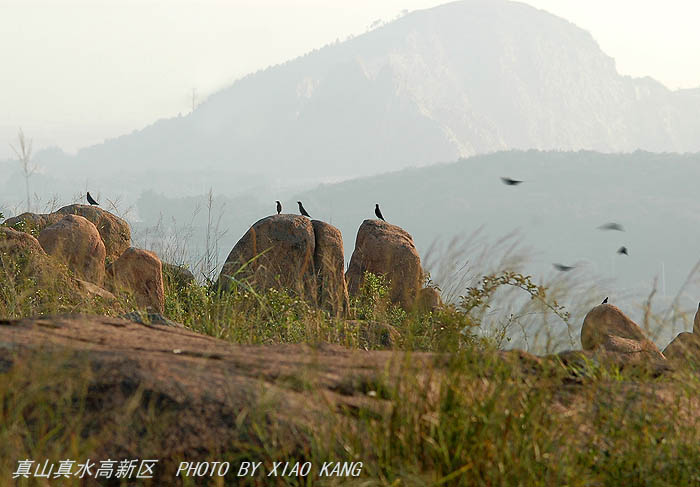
[375,203,385,221]
[297,201,310,218]
[276,201,282,214]
[602,297,608,304]
[598,222,625,232]
[617,246,629,256]
[86,192,99,206]
[501,177,523,186]
[553,263,575,272]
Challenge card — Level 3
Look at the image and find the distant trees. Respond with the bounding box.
[10,128,36,212]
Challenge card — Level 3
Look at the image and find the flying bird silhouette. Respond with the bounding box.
[375,204,385,221]
[553,263,575,272]
[602,297,608,304]
[501,177,523,186]
[276,201,282,214]
[86,192,99,206]
[297,201,310,218]
[617,246,629,256]
[598,222,625,231]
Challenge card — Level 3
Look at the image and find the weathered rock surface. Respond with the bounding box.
[74,278,118,303]
[312,220,349,315]
[107,247,164,313]
[38,215,107,285]
[218,214,317,300]
[346,219,423,308]
[581,304,664,360]
[0,314,689,483]
[663,332,700,362]
[5,205,131,261]
[54,205,131,261]
[0,314,426,480]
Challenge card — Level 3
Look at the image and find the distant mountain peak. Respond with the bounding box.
[32,0,700,194]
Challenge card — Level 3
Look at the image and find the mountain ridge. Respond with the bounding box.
[9,0,700,202]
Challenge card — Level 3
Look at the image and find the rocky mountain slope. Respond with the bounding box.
[9,0,700,201]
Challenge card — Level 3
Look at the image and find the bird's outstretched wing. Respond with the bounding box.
[501,177,523,186]
[597,222,625,231]
[553,263,575,272]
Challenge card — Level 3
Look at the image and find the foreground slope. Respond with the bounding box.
[1,314,699,484]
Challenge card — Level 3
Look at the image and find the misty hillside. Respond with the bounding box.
[133,150,700,306]
[8,0,700,202]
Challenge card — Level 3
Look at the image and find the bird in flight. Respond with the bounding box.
[501,177,523,186]
[297,201,310,218]
[375,203,385,221]
[276,201,282,215]
[617,246,629,256]
[602,297,608,304]
[553,263,575,272]
[597,222,625,231]
[86,192,99,206]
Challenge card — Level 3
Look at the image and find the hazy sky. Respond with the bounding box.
[1,0,699,159]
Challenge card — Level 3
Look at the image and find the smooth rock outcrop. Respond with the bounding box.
[581,304,664,360]
[107,247,164,313]
[346,219,423,309]
[6,205,131,261]
[218,214,317,300]
[54,205,131,261]
[38,215,107,285]
[312,220,349,315]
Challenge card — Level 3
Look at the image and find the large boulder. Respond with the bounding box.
[54,205,131,261]
[0,227,115,311]
[107,247,164,313]
[663,332,700,363]
[0,226,51,286]
[694,303,700,335]
[5,205,131,261]
[0,225,45,258]
[346,219,423,309]
[581,303,664,360]
[38,215,107,286]
[217,214,317,300]
[312,220,349,315]
[4,212,61,237]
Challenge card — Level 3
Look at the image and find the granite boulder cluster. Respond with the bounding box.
[2,205,164,312]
